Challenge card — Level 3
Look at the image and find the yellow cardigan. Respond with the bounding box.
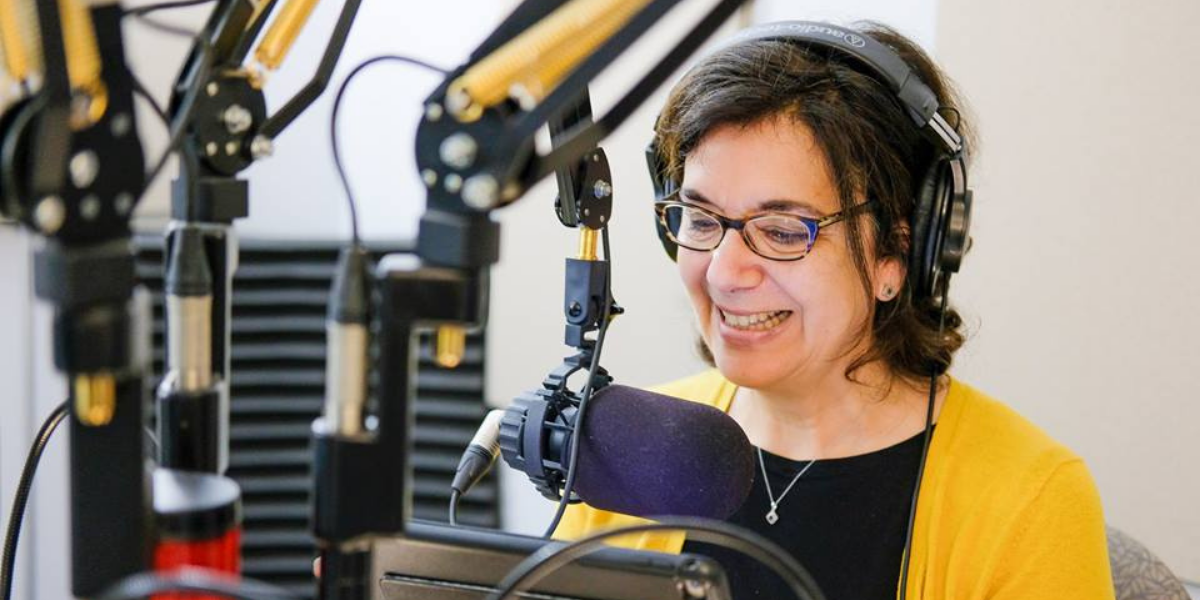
[554,371,1115,600]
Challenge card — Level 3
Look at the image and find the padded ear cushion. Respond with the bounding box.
[909,158,945,300]
[936,157,972,278]
[645,137,679,261]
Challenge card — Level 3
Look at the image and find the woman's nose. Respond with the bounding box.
[706,230,764,293]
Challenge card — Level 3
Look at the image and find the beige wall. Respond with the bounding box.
[937,0,1200,580]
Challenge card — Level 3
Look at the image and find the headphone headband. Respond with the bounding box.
[719,21,962,155]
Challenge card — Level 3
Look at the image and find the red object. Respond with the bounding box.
[153,527,241,600]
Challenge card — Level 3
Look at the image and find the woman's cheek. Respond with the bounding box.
[677,251,713,324]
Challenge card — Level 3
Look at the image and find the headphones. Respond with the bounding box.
[645,21,973,303]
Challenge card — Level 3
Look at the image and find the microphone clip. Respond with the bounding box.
[498,352,612,502]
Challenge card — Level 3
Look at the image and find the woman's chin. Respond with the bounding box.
[710,346,789,390]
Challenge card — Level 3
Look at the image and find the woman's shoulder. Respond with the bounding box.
[943,379,1084,469]
[935,378,1101,512]
[648,369,736,411]
[923,379,1113,599]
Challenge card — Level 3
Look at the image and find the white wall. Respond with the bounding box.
[0,229,72,600]
[0,228,35,600]
[937,0,1200,581]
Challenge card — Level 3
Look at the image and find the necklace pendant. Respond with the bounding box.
[766,507,779,525]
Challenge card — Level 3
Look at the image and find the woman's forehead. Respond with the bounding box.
[681,117,841,215]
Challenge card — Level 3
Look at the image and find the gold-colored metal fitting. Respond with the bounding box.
[74,372,116,426]
[216,66,267,90]
[434,325,466,369]
[69,80,106,129]
[577,227,599,261]
[255,0,319,71]
[445,0,653,122]
[249,65,267,90]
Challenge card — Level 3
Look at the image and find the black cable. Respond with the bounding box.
[123,0,216,18]
[541,226,615,538]
[896,283,950,600]
[126,11,203,38]
[130,69,170,127]
[448,489,461,527]
[1,400,69,600]
[98,569,298,600]
[142,35,213,193]
[330,54,449,245]
[488,518,826,600]
[119,2,213,198]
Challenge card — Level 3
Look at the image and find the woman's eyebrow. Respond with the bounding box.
[680,188,823,215]
[678,188,718,207]
[758,199,822,214]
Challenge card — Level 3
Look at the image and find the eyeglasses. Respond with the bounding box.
[654,195,876,261]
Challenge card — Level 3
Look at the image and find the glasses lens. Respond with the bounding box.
[663,205,723,249]
[747,215,813,259]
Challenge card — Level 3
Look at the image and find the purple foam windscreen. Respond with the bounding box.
[572,384,755,520]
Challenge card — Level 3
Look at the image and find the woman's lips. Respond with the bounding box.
[713,306,794,344]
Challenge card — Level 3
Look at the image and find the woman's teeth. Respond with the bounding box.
[720,310,792,331]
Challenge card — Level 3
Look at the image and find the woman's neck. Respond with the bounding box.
[728,363,943,461]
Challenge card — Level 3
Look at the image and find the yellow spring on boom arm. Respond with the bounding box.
[0,0,106,126]
[445,0,654,122]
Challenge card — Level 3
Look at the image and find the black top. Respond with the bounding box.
[682,430,928,600]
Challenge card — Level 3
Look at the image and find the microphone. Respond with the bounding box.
[322,246,371,436]
[165,226,213,393]
[496,384,755,520]
[158,225,225,472]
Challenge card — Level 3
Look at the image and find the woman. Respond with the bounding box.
[555,21,1114,600]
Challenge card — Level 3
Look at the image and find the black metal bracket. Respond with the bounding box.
[563,257,620,349]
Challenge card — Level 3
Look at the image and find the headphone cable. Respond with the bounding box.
[896,282,950,600]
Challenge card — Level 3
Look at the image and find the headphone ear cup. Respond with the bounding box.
[935,159,972,279]
[645,137,679,262]
[909,159,945,300]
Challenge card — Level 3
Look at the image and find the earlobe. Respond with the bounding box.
[876,257,906,302]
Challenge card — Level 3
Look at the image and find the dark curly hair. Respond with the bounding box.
[654,22,976,386]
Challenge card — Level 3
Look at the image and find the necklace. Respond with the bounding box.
[757,447,817,525]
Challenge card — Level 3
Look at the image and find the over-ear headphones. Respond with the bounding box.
[645,21,973,303]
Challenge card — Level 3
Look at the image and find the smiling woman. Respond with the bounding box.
[672,115,899,395]
[553,20,1116,600]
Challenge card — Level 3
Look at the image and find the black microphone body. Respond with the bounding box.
[498,384,755,520]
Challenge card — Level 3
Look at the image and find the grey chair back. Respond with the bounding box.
[1108,526,1190,600]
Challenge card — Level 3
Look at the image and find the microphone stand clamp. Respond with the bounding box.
[498,352,612,503]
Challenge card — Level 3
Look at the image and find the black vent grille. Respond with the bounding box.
[135,238,499,597]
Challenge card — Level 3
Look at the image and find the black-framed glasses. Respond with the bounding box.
[654,195,876,261]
